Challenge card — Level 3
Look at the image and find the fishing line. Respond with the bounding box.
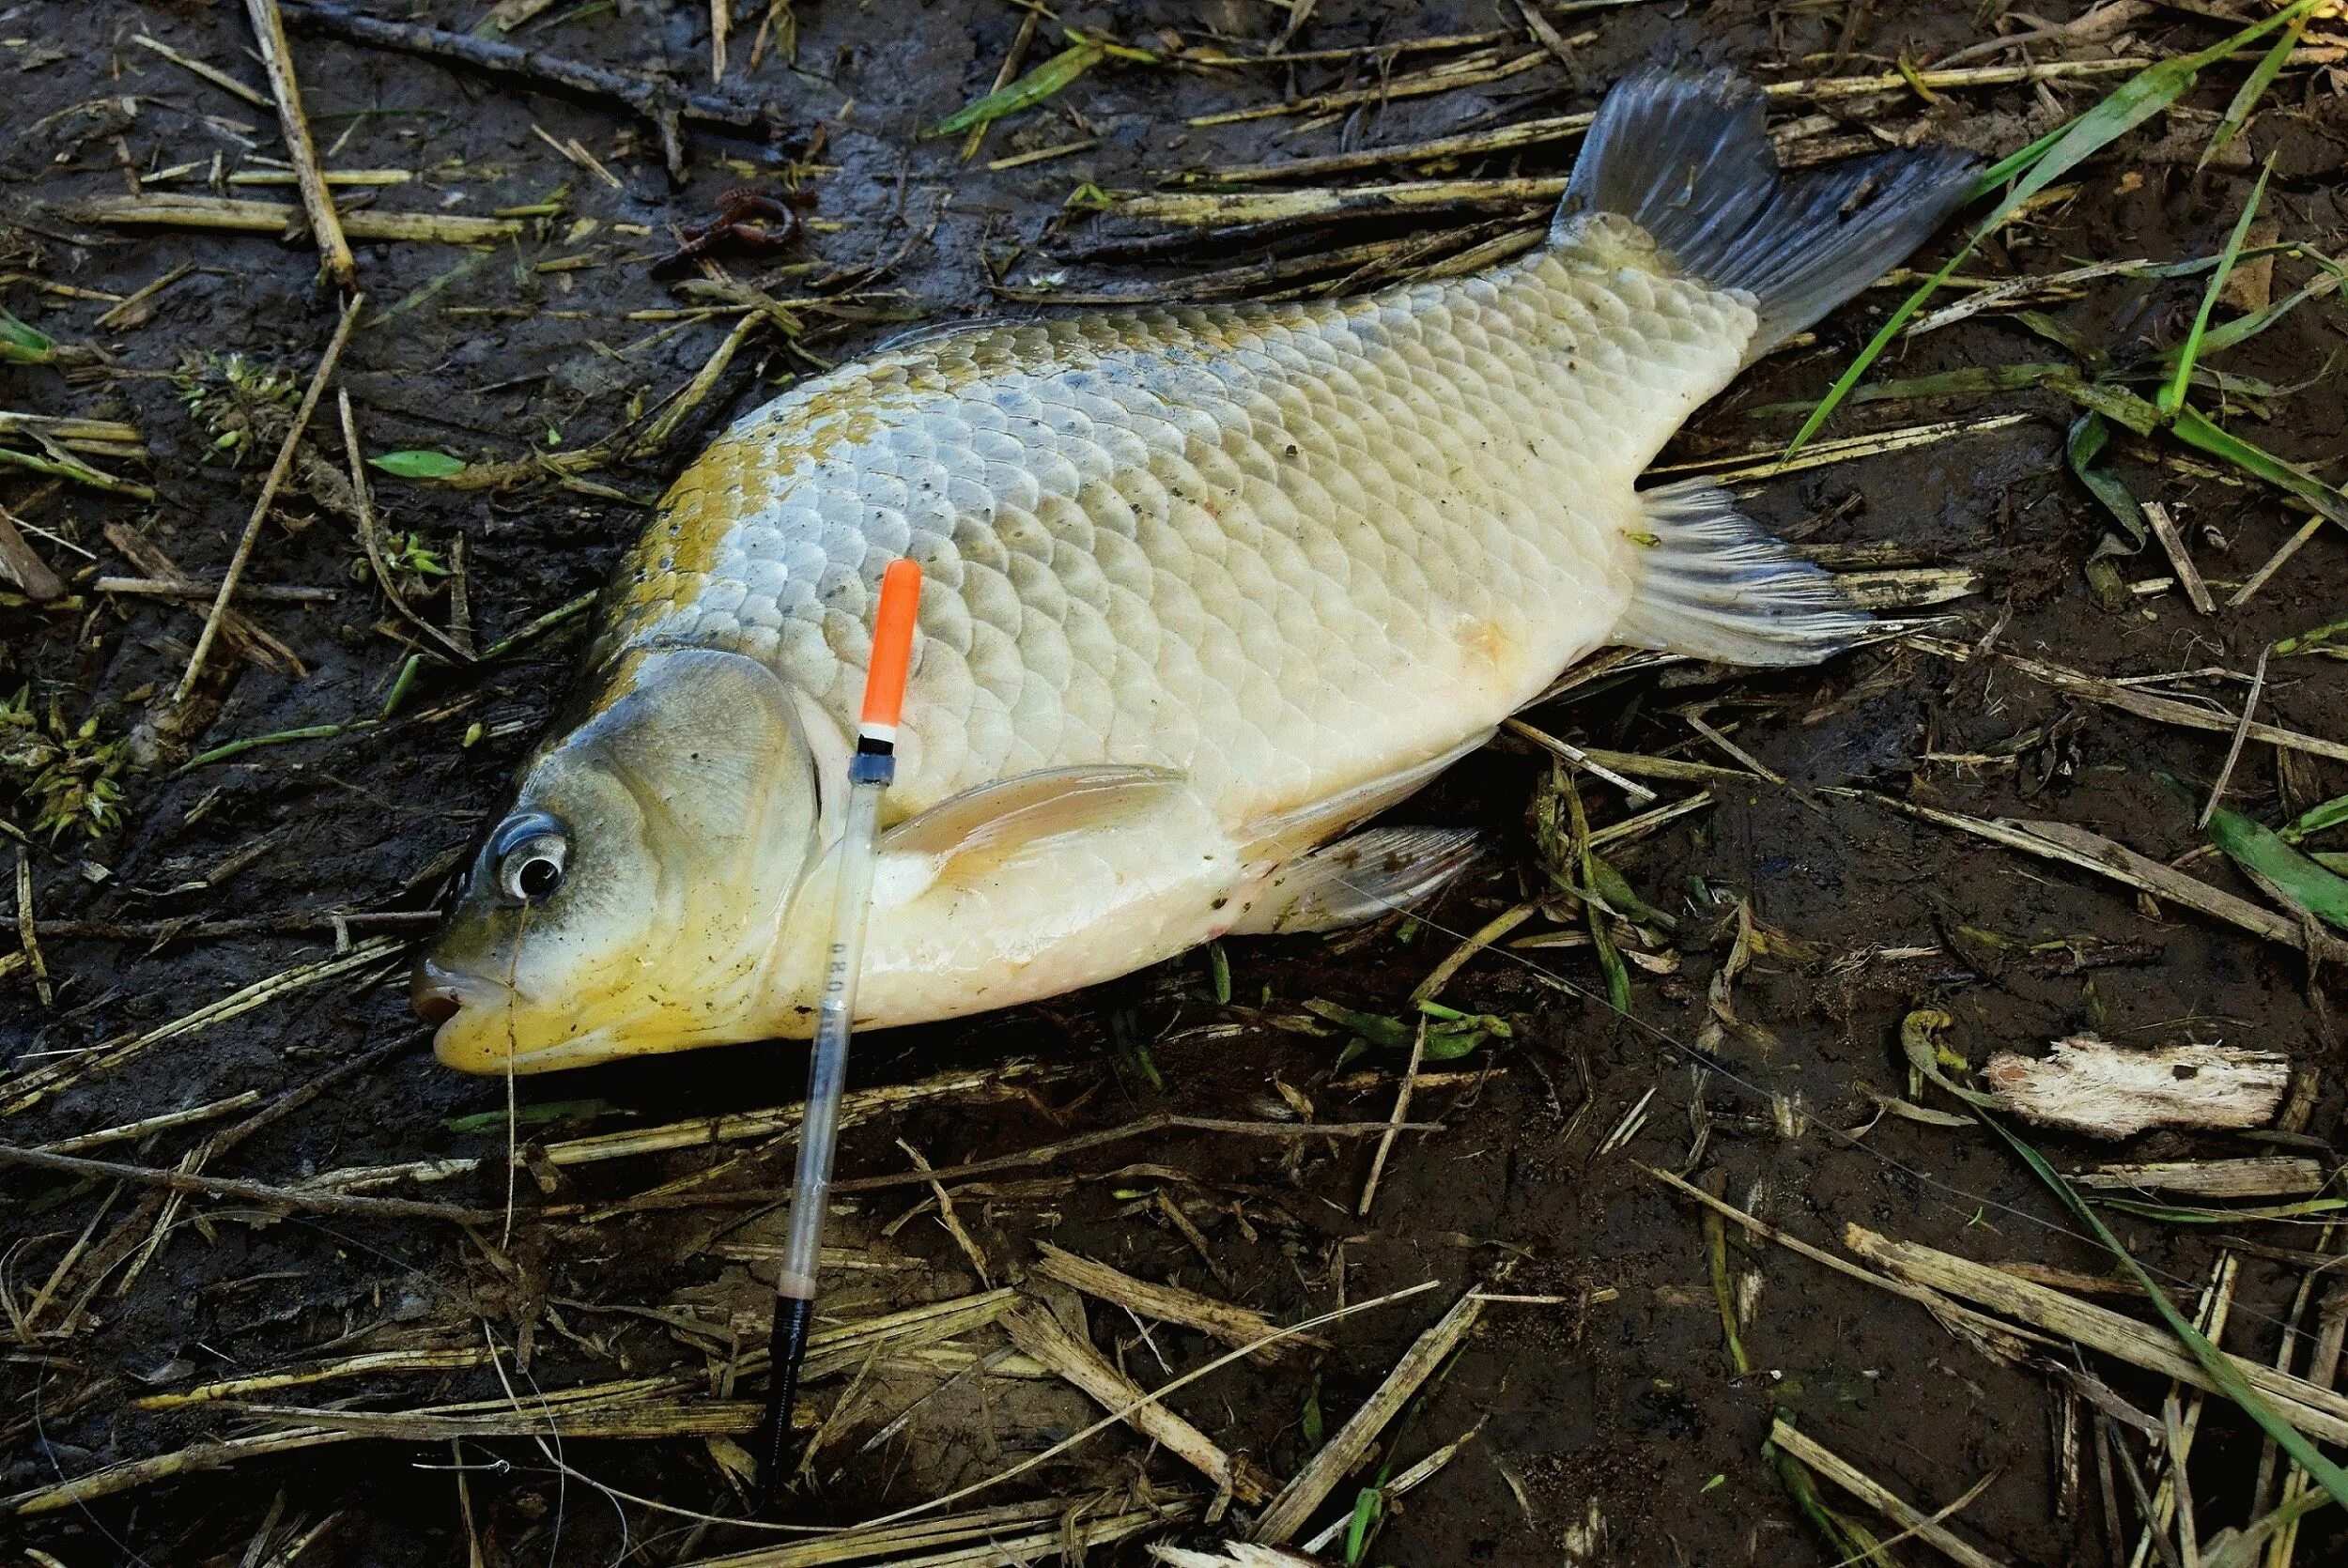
[1323,865,2337,1352]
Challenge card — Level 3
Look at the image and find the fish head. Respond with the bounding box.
[415,646,822,1073]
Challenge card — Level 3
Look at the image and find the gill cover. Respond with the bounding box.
[422,645,821,1072]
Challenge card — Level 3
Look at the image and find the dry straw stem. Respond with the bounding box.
[37,1089,263,1154]
[2,1426,352,1516]
[131,33,270,107]
[1648,414,2032,484]
[1642,1164,2054,1357]
[1357,1015,1428,1217]
[538,1059,1078,1166]
[1851,792,2348,964]
[1186,57,2143,183]
[1768,1419,2010,1568]
[65,194,521,246]
[675,1499,1155,1568]
[136,1347,503,1410]
[175,290,363,702]
[686,1503,1191,1568]
[1000,1300,1279,1503]
[102,522,304,676]
[1297,1423,1480,1555]
[1920,638,2348,767]
[1250,1292,1483,1544]
[0,936,400,1115]
[2073,1158,2325,1199]
[337,389,473,661]
[1844,1225,2348,1447]
[1190,47,1554,126]
[246,0,354,287]
[2140,501,2215,614]
[97,576,335,603]
[1032,1240,1326,1362]
[0,1144,502,1224]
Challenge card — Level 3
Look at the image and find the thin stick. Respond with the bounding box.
[1769,1419,2010,1568]
[2229,514,2325,607]
[1410,901,1537,1007]
[0,1144,501,1223]
[175,292,362,703]
[709,0,728,81]
[337,389,472,662]
[2141,502,2216,615]
[246,0,355,287]
[2199,643,2268,829]
[1251,1292,1482,1543]
[850,1279,1444,1531]
[1358,1017,1426,1217]
[131,33,271,107]
[276,0,785,180]
[999,1301,1274,1503]
[13,848,48,1007]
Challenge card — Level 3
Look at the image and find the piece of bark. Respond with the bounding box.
[1984,1035,2288,1139]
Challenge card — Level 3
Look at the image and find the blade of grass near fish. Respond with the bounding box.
[2160,156,2272,419]
[924,42,1103,139]
[1786,0,2323,456]
[2279,795,2348,845]
[2201,8,2309,171]
[1982,1109,2348,1512]
[2203,804,2348,934]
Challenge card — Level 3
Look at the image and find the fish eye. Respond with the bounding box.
[489,811,569,905]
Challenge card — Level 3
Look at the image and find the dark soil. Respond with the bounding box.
[6,2,2347,1564]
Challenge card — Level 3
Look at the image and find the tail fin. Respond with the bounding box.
[1557,68,1978,354]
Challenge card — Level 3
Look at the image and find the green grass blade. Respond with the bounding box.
[2170,406,2348,530]
[2205,803,2348,932]
[1976,1108,2348,1512]
[922,43,1104,139]
[2281,794,2348,843]
[0,307,55,365]
[2160,156,2273,418]
[2065,411,2144,541]
[1785,0,2322,456]
[2097,1196,2348,1224]
[2280,616,2348,658]
[1748,361,2071,417]
[2201,8,2309,170]
[2186,252,2348,360]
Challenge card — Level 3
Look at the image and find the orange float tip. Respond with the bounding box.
[858,559,921,738]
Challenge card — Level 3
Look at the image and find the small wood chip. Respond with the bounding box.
[1984,1036,2290,1139]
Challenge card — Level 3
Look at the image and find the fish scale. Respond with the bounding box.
[598,220,1753,827]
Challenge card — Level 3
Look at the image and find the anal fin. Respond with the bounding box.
[1227,826,1480,936]
[1614,478,1870,668]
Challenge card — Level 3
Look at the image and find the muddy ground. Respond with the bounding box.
[5,0,2347,1563]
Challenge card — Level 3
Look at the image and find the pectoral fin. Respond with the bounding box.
[874,764,1192,905]
[1227,825,1481,936]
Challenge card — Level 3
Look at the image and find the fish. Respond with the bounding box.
[414,68,1977,1074]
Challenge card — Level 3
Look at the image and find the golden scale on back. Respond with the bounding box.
[414,67,1978,1075]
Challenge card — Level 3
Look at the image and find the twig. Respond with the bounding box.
[131,33,270,108]
[1847,792,2348,963]
[1250,1293,1484,1544]
[1845,1225,2348,1446]
[2141,502,2216,615]
[1357,1017,1426,1217]
[247,0,355,287]
[37,1090,264,1154]
[1000,1300,1276,1503]
[175,292,363,703]
[2199,643,2269,828]
[13,848,48,1008]
[0,1145,502,1223]
[898,1137,992,1285]
[96,576,335,603]
[2230,514,2326,607]
[66,194,520,245]
[338,389,473,662]
[1503,719,1658,803]
[1410,901,1537,1007]
[1032,1241,1325,1362]
[847,1280,1444,1532]
[1769,1419,2010,1568]
[0,938,402,1115]
[275,0,789,181]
